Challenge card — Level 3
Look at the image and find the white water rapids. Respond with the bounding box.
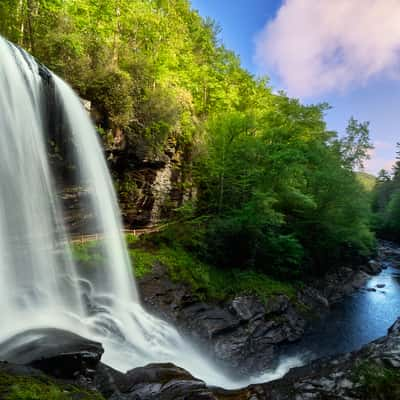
[0,37,300,388]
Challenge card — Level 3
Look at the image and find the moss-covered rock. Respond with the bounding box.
[0,365,105,400]
[354,362,400,399]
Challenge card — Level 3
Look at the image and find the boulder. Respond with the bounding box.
[389,317,400,335]
[363,260,382,275]
[351,271,370,289]
[376,283,386,288]
[0,328,103,379]
[104,363,216,400]
[297,286,329,311]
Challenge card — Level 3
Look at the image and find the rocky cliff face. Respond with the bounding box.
[106,136,196,228]
[138,263,306,377]
[56,137,195,233]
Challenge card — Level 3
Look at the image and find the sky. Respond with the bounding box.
[191,0,400,175]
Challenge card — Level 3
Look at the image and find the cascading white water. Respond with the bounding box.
[0,37,301,389]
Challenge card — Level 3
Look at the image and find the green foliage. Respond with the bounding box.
[158,246,295,301]
[127,235,295,302]
[130,248,156,278]
[0,0,239,151]
[357,172,376,191]
[69,234,295,301]
[338,117,373,169]
[384,190,400,234]
[70,240,105,267]
[354,362,400,400]
[195,100,374,276]
[372,143,400,240]
[87,68,134,128]
[115,173,139,207]
[203,215,303,279]
[0,371,104,400]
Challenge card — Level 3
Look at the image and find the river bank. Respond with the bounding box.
[136,241,398,378]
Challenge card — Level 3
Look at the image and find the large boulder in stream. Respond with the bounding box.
[363,259,382,275]
[97,363,217,400]
[0,328,104,379]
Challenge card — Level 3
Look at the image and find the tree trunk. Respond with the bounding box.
[26,0,35,52]
[112,1,121,66]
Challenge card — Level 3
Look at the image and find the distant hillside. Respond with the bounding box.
[357,172,376,191]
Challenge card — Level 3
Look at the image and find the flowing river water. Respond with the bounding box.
[277,245,400,367]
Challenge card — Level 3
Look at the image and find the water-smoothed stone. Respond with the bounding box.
[105,363,217,400]
[0,328,104,379]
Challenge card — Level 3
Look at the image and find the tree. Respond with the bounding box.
[377,169,391,183]
[339,117,373,170]
[384,190,400,239]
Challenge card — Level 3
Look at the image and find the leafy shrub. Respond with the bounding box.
[87,68,134,129]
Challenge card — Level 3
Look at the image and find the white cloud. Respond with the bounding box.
[364,140,395,174]
[374,140,393,150]
[365,156,395,175]
[255,0,400,97]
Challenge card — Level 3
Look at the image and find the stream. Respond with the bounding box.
[279,243,400,365]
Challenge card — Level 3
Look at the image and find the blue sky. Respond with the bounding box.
[191,0,400,174]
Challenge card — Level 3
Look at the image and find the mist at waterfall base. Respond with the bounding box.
[0,37,302,388]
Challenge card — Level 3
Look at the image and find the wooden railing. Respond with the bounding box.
[69,224,167,244]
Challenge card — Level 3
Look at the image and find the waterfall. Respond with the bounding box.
[0,36,246,387]
[0,36,303,389]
